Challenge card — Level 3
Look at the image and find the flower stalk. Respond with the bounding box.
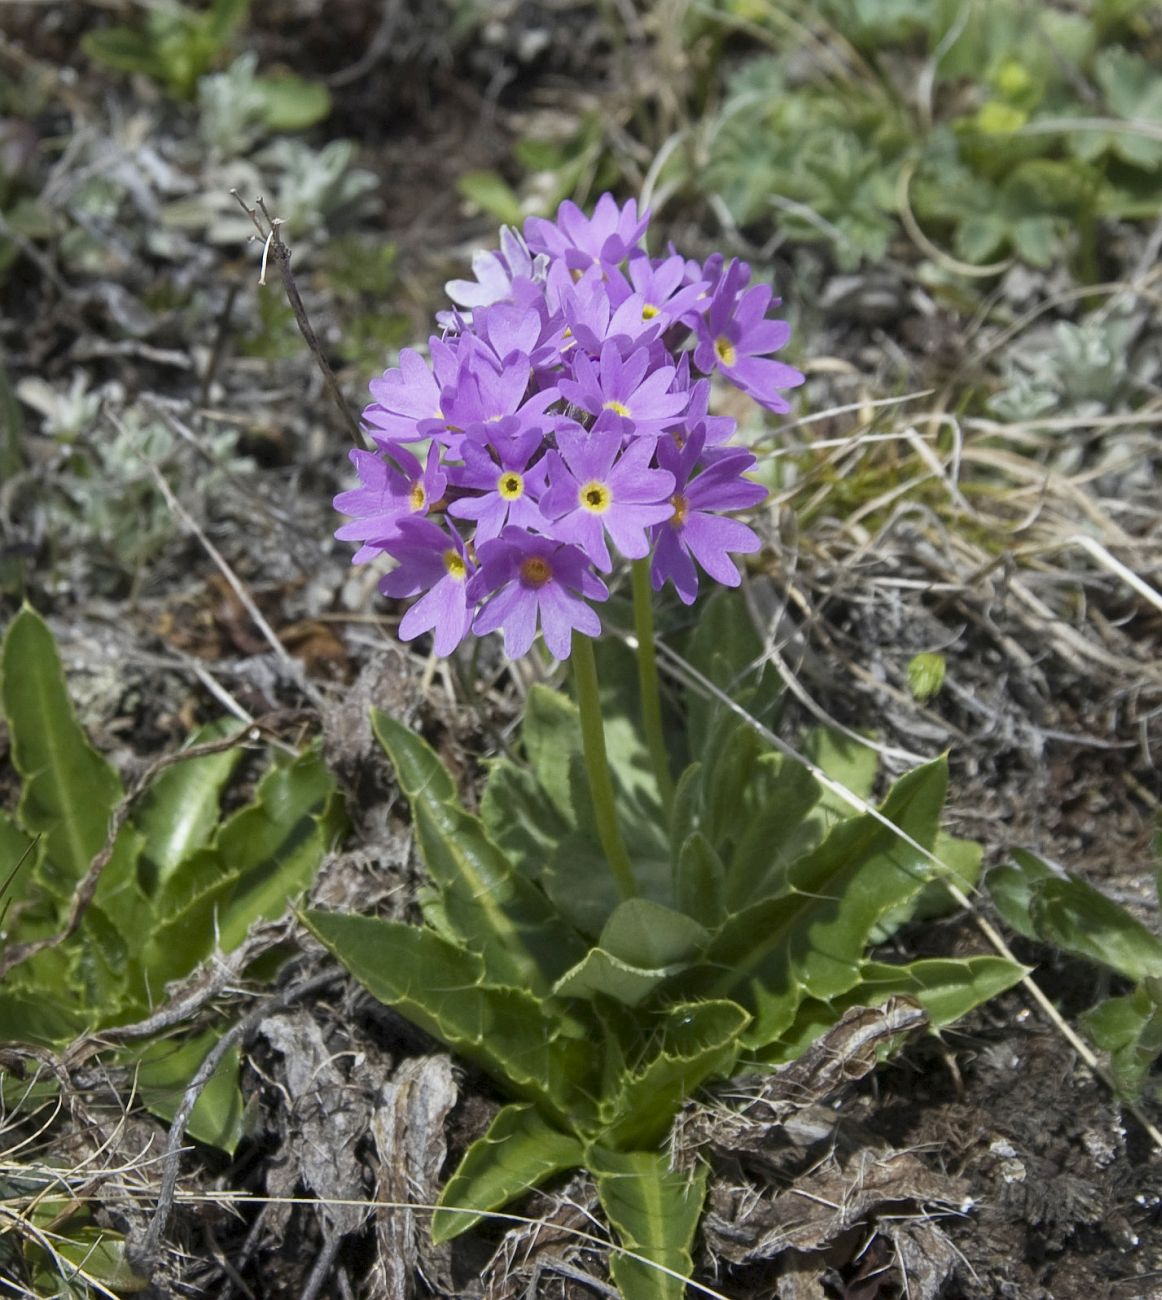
[631,558,674,819]
[570,630,638,901]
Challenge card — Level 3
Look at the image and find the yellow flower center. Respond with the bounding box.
[409,484,426,511]
[641,303,660,320]
[602,399,631,418]
[714,336,737,368]
[519,555,553,588]
[669,493,688,528]
[498,471,524,501]
[443,549,466,579]
[579,481,612,514]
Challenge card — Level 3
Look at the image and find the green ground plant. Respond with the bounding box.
[308,593,1024,1300]
[990,844,1162,1100]
[0,605,342,1150]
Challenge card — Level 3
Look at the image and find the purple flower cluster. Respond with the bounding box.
[335,194,804,660]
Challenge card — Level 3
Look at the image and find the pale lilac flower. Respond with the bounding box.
[693,259,804,412]
[447,417,549,543]
[333,444,446,563]
[540,423,674,570]
[524,194,649,272]
[378,517,475,655]
[557,340,689,441]
[470,529,608,660]
[364,340,459,444]
[444,226,545,310]
[650,430,768,604]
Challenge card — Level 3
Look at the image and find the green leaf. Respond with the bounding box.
[144,748,338,986]
[372,709,587,991]
[874,830,982,938]
[600,899,710,969]
[674,831,726,926]
[81,27,167,79]
[590,1148,707,1300]
[553,949,683,1008]
[456,170,525,226]
[1,606,122,895]
[907,651,946,701]
[433,1104,585,1241]
[251,73,332,130]
[552,894,718,1009]
[303,910,597,1127]
[987,849,1055,940]
[480,755,571,883]
[767,957,1027,1063]
[133,719,243,895]
[128,1030,246,1153]
[1083,983,1162,1099]
[1031,875,1162,982]
[595,1000,748,1149]
[0,990,84,1045]
[0,364,23,482]
[698,758,948,1049]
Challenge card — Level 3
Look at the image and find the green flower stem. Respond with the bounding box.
[631,558,674,820]
[571,631,638,901]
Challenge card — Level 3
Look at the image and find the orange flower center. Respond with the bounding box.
[519,555,553,588]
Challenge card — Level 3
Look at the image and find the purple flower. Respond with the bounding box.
[364,341,459,444]
[419,343,558,453]
[447,417,549,543]
[333,444,446,563]
[444,226,544,311]
[524,193,649,273]
[470,528,608,660]
[693,259,804,413]
[558,340,689,441]
[378,517,475,656]
[540,422,675,570]
[650,430,768,604]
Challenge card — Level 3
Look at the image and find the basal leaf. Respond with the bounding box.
[144,748,338,987]
[590,1147,707,1300]
[552,948,684,1008]
[134,718,243,895]
[1083,983,1162,1099]
[433,1103,585,1242]
[600,899,709,970]
[480,756,570,884]
[128,1030,246,1153]
[595,1000,749,1149]
[303,910,597,1127]
[724,753,821,910]
[674,831,725,926]
[987,849,1055,941]
[0,990,84,1045]
[1030,875,1162,983]
[372,710,587,991]
[696,758,948,1048]
[1,606,122,895]
[764,956,1026,1064]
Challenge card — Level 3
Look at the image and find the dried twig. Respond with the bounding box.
[230,192,366,449]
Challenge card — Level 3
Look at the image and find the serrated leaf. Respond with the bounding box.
[480,756,570,884]
[724,753,823,910]
[695,758,948,1049]
[433,1104,584,1241]
[372,709,586,991]
[128,1030,246,1153]
[590,1147,707,1300]
[1,606,123,895]
[144,749,338,987]
[600,899,709,969]
[873,830,982,938]
[303,910,597,1127]
[552,948,683,1007]
[595,1000,748,1149]
[767,957,1027,1063]
[134,719,243,895]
